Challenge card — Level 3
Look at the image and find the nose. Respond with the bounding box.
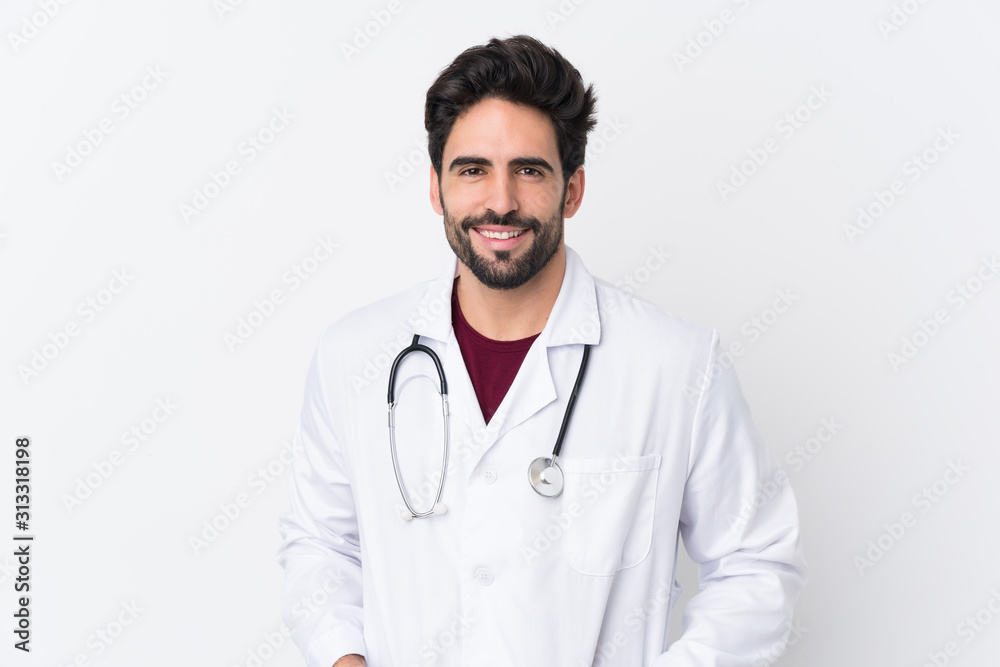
[483,172,519,217]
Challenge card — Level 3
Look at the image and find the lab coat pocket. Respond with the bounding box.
[560,454,661,576]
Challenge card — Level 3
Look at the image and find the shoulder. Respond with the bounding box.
[309,275,449,395]
[319,277,442,345]
[594,278,715,345]
[591,278,719,375]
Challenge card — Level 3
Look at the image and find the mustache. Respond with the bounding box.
[459,210,541,233]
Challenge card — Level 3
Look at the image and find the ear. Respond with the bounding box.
[562,166,585,218]
[430,165,443,215]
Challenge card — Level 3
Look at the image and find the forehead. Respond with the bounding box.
[443,98,560,165]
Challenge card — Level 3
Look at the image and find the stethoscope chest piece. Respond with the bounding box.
[528,456,564,497]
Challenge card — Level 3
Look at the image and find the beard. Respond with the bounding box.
[443,198,565,291]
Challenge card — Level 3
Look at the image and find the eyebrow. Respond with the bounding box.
[448,155,556,174]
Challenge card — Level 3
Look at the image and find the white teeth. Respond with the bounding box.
[478,228,525,240]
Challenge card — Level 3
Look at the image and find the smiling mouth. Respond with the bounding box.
[475,228,527,240]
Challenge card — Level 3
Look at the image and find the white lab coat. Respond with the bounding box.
[277,246,807,667]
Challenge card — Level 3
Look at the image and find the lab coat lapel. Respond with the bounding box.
[485,338,557,449]
[450,334,557,477]
[464,246,602,472]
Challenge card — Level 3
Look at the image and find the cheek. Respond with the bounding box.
[441,184,479,213]
[528,189,563,215]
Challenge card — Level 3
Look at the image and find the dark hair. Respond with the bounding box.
[425,35,597,186]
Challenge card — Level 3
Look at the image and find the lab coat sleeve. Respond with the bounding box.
[655,333,807,667]
[277,345,367,667]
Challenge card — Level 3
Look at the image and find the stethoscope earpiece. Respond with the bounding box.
[399,502,447,522]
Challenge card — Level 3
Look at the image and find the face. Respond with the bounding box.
[431,98,584,291]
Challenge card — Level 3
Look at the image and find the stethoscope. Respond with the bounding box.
[387,333,591,520]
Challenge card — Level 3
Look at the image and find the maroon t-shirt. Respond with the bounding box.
[452,279,540,424]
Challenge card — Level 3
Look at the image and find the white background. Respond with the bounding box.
[2,1,999,666]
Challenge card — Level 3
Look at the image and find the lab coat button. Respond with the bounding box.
[481,467,498,484]
[474,567,494,586]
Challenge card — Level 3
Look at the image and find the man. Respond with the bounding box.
[278,35,806,666]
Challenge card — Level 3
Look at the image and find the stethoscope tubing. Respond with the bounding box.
[387,334,448,402]
[388,332,591,517]
[550,343,590,462]
[388,334,450,518]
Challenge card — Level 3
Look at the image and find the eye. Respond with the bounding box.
[518,167,543,177]
[460,167,485,176]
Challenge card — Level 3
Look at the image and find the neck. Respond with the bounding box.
[456,246,566,341]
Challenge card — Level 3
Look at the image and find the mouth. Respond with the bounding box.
[475,227,527,240]
[471,225,532,251]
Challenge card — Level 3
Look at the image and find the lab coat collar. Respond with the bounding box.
[538,245,602,347]
[408,244,602,348]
